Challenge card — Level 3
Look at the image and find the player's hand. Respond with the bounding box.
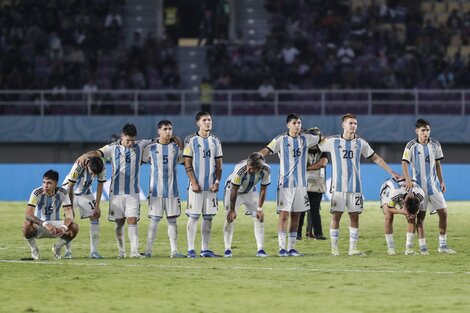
[77,154,89,166]
[404,177,413,191]
[441,182,446,193]
[54,226,66,237]
[93,206,101,219]
[391,172,403,181]
[226,210,237,223]
[256,210,264,223]
[210,181,219,192]
[171,136,183,149]
[191,183,201,193]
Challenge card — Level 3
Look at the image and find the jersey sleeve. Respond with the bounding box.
[305,134,320,148]
[215,138,223,158]
[388,189,402,207]
[317,138,331,153]
[28,191,38,207]
[266,137,280,154]
[99,143,113,159]
[183,137,193,158]
[231,172,242,186]
[59,189,72,207]
[261,166,271,186]
[402,144,412,163]
[361,139,375,158]
[434,141,444,160]
[142,145,151,163]
[67,163,83,183]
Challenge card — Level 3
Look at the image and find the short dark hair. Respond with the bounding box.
[415,118,430,128]
[157,120,172,129]
[286,113,301,123]
[122,123,137,137]
[247,152,265,170]
[43,169,59,182]
[342,113,357,122]
[405,196,420,215]
[88,157,104,174]
[195,111,211,121]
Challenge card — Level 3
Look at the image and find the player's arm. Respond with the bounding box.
[93,181,104,218]
[370,153,401,180]
[210,157,223,192]
[227,184,240,223]
[77,150,103,166]
[256,184,268,223]
[25,205,58,236]
[401,160,413,191]
[258,147,271,157]
[307,156,328,171]
[67,180,76,206]
[435,160,446,193]
[184,156,201,192]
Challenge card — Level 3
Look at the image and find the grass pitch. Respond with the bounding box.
[1,201,469,313]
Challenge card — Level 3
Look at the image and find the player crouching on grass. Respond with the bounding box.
[380,177,425,255]
[23,170,79,260]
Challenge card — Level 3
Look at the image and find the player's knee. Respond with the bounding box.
[22,221,36,238]
[69,222,79,237]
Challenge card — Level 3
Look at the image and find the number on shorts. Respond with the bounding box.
[212,198,217,207]
[88,200,96,210]
[355,196,363,207]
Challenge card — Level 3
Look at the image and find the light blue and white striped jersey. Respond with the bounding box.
[66,162,107,195]
[28,187,71,221]
[183,132,223,191]
[142,140,182,198]
[379,178,425,208]
[402,138,444,195]
[266,133,319,188]
[318,135,374,193]
[99,139,152,196]
[226,161,271,194]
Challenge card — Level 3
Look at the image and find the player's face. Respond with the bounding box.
[197,115,212,131]
[415,125,430,143]
[247,164,262,175]
[342,118,357,134]
[42,178,57,196]
[158,124,173,140]
[121,135,136,148]
[287,118,302,136]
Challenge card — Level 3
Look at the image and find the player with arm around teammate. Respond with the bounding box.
[64,156,106,259]
[402,118,456,254]
[142,120,185,258]
[380,178,426,255]
[319,113,401,256]
[77,123,152,258]
[23,170,79,260]
[184,111,223,258]
[259,113,321,257]
[223,152,271,257]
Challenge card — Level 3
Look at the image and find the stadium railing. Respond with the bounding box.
[1,89,469,115]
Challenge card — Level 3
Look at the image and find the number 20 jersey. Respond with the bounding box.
[318,135,374,193]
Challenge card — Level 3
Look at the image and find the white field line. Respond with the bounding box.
[1,259,469,275]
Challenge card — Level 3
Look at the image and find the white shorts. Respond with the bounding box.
[148,196,181,218]
[330,192,363,213]
[35,220,64,239]
[186,189,218,216]
[423,192,447,214]
[277,187,310,213]
[74,194,97,219]
[109,194,140,221]
[224,186,258,217]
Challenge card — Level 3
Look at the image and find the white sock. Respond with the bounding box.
[419,238,427,249]
[223,220,234,250]
[385,234,394,249]
[439,234,447,247]
[90,220,100,253]
[287,232,297,251]
[201,218,212,251]
[278,231,287,250]
[115,223,125,254]
[167,218,178,254]
[65,241,72,254]
[330,228,339,249]
[406,232,414,249]
[253,217,264,251]
[25,237,38,251]
[146,217,160,254]
[128,224,139,255]
[187,217,198,251]
[349,227,359,251]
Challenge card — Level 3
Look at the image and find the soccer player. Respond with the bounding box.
[142,120,185,258]
[259,113,320,257]
[319,113,400,256]
[184,111,223,258]
[223,152,271,257]
[402,118,456,254]
[379,177,426,255]
[23,169,79,260]
[78,123,152,258]
[64,156,106,259]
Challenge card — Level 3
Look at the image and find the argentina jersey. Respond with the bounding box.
[100,139,152,196]
[183,132,223,191]
[28,187,71,221]
[67,163,106,195]
[402,138,444,195]
[143,140,182,198]
[267,133,319,188]
[227,161,271,194]
[380,178,425,207]
[319,135,374,193]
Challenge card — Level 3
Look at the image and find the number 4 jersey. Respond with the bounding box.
[318,135,374,193]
